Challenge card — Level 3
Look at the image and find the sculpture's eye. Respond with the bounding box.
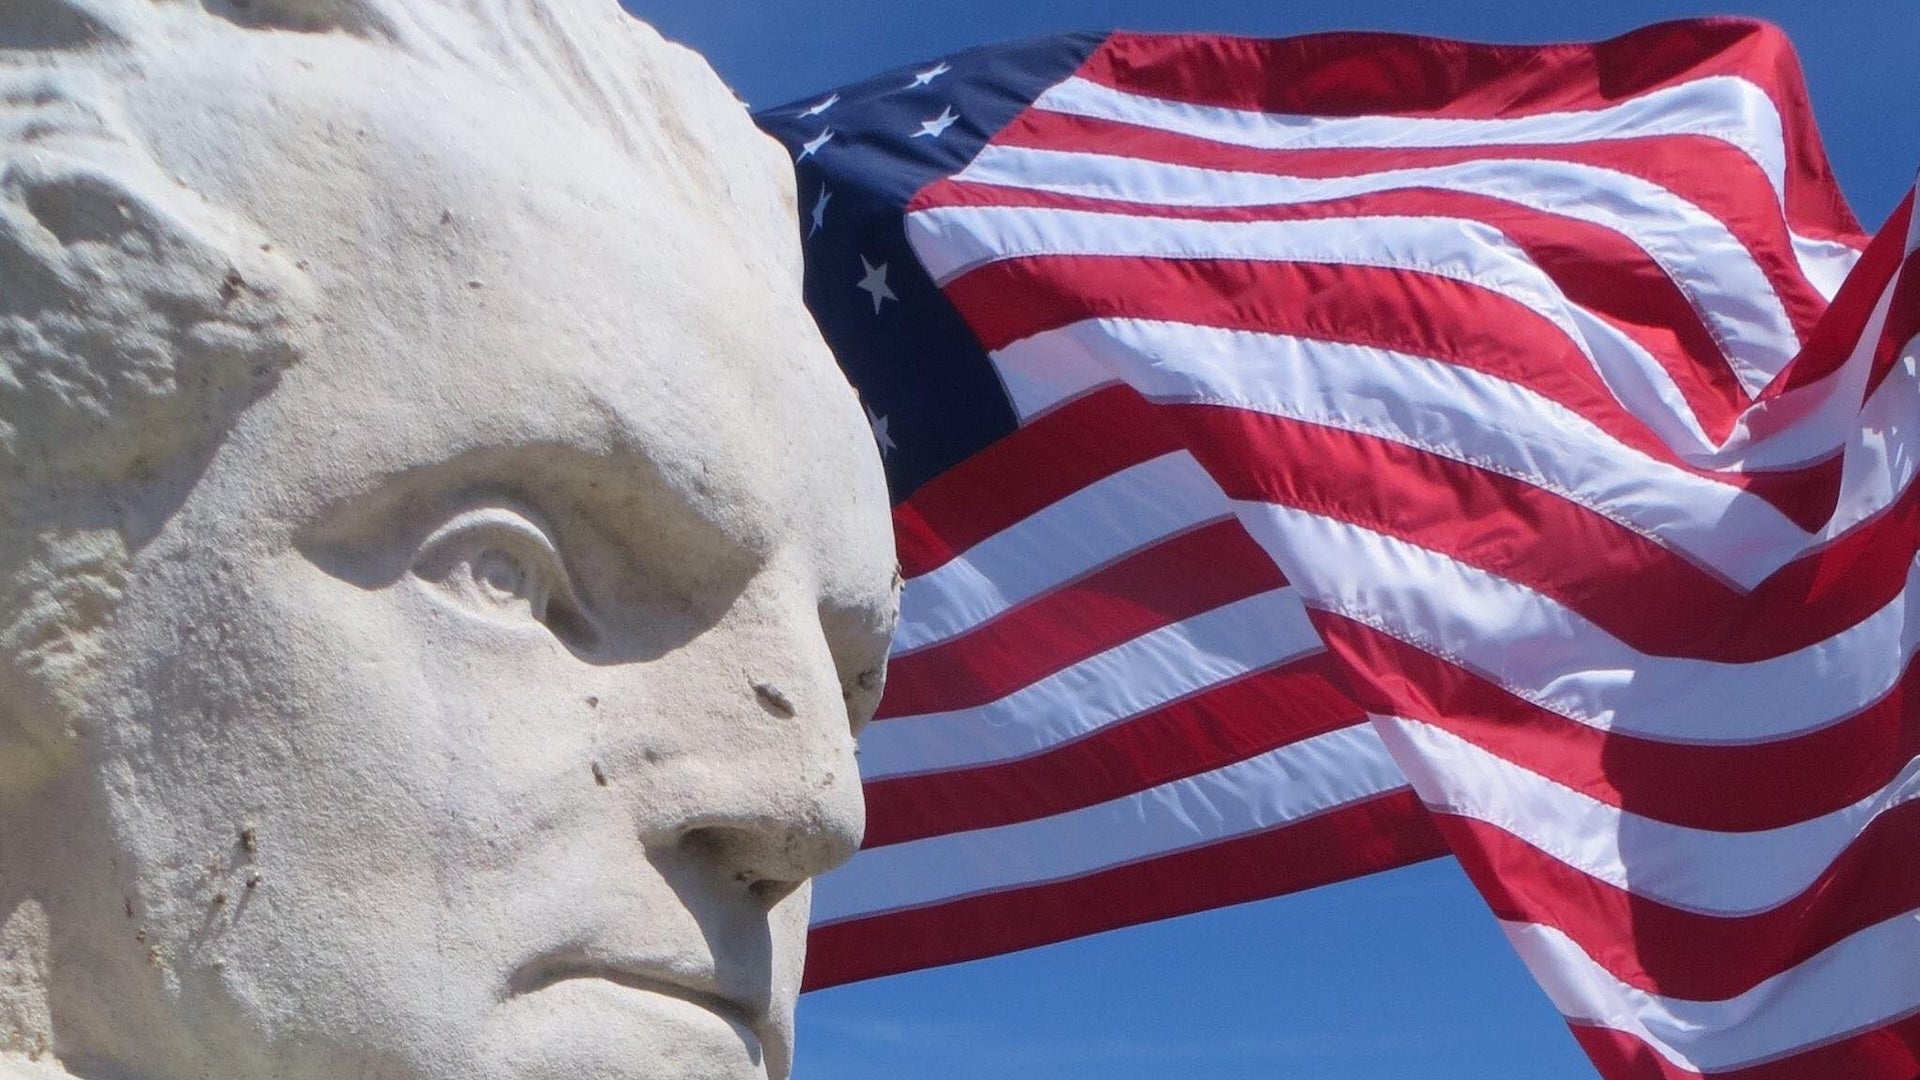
[412,507,594,648]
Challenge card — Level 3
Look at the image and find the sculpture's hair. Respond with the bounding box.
[0,0,788,790]
[2,0,784,224]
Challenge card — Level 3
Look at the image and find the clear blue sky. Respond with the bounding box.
[620,3,1916,1078]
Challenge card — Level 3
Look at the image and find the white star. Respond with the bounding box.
[912,105,960,140]
[907,61,952,88]
[800,92,840,118]
[855,255,896,314]
[866,405,897,457]
[809,187,831,238]
[797,128,834,161]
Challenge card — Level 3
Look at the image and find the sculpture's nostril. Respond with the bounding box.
[677,820,834,910]
[749,878,801,908]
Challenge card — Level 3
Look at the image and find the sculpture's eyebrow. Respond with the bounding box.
[294,438,766,601]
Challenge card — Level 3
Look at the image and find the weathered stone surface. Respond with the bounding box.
[0,3,896,1078]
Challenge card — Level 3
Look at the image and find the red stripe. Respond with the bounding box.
[1432,803,1920,1000]
[944,249,1842,528]
[1570,1012,1920,1080]
[880,518,1284,718]
[986,108,1832,344]
[893,386,1179,578]
[921,178,1764,438]
[1078,21,1862,243]
[803,789,1446,990]
[950,245,1690,427]
[1174,404,1913,664]
[1083,23,1775,118]
[1319,615,1920,833]
[865,657,1362,847]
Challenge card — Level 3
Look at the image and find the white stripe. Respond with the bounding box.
[909,204,1725,456]
[814,723,1406,924]
[896,452,1230,653]
[1508,912,1920,1072]
[985,261,1733,468]
[1796,232,1861,302]
[1035,71,1858,296]
[915,203,1585,311]
[992,326,1118,420]
[960,145,1800,390]
[1028,315,1808,585]
[864,588,1320,781]
[1379,716,1920,915]
[1239,501,1920,745]
[1033,74,1792,199]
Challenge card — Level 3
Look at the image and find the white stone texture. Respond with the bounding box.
[0,3,897,1079]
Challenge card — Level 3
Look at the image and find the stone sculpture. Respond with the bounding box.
[0,2,897,1078]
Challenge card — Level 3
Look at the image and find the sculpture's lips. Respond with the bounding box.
[511,957,768,1053]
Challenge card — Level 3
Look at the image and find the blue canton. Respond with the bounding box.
[755,34,1106,502]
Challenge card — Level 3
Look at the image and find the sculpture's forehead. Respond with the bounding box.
[164,44,891,603]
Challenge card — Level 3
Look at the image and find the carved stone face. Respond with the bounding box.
[19,31,894,1080]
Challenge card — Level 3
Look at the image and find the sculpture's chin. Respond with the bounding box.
[489,980,775,1080]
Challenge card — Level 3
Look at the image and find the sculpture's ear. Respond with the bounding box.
[0,88,309,795]
[0,149,160,796]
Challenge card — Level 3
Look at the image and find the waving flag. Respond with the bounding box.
[757,19,1920,1080]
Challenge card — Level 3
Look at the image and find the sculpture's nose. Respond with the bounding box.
[626,565,867,907]
[654,725,864,913]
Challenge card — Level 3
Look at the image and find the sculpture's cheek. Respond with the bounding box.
[81,552,510,1079]
[81,526,834,1080]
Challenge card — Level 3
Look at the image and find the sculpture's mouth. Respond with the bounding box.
[509,955,771,1064]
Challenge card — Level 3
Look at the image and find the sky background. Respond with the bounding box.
[619,3,1916,1078]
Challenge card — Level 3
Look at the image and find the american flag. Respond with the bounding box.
[756,19,1919,1079]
